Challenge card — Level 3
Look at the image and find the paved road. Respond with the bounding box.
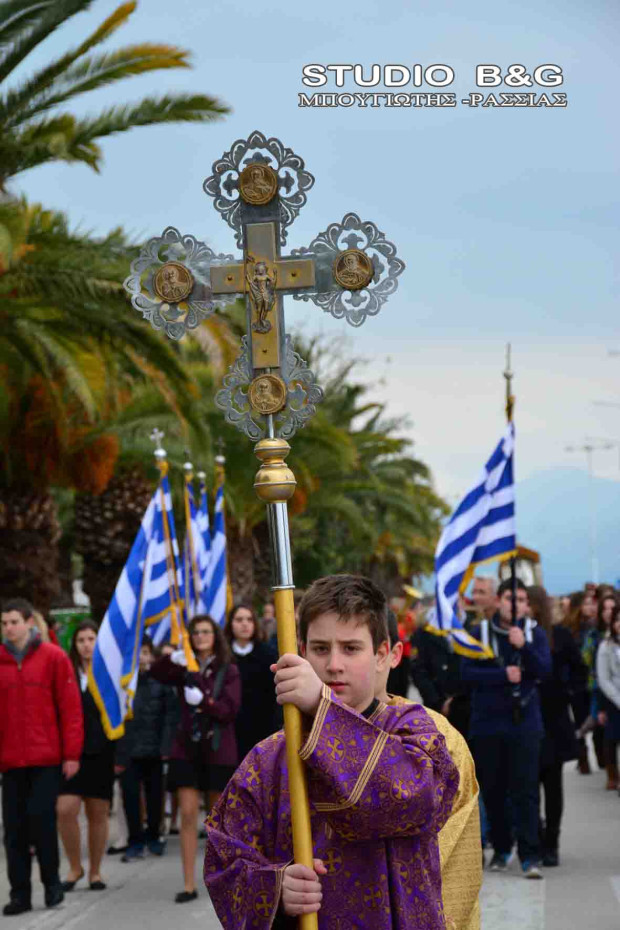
[1,741,617,928]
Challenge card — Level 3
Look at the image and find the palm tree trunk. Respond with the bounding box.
[0,490,61,613]
[227,525,256,604]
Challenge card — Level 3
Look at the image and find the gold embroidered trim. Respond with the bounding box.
[270,861,292,929]
[315,729,390,812]
[368,700,388,724]
[299,684,332,761]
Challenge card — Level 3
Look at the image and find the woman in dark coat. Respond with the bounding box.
[57,621,116,892]
[528,586,586,866]
[565,589,602,772]
[151,615,240,903]
[224,604,280,762]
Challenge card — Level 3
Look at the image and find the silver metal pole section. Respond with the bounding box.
[262,410,295,590]
[267,502,295,589]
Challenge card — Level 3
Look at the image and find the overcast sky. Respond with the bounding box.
[13,0,620,501]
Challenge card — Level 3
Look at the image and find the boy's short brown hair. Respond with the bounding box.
[298,574,388,652]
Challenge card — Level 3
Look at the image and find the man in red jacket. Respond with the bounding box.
[0,598,83,915]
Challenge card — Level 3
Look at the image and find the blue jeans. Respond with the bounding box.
[473,732,542,863]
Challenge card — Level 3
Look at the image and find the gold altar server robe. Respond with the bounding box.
[388,696,482,930]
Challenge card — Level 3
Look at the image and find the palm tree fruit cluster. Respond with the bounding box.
[74,467,153,624]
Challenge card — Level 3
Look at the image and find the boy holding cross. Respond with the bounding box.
[204,575,459,928]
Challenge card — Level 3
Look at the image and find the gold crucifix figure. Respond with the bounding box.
[246,253,277,334]
[210,222,315,369]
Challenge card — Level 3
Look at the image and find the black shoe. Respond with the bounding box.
[45,884,64,908]
[542,850,559,867]
[489,852,509,872]
[3,901,32,916]
[62,868,85,892]
[107,844,128,855]
[89,881,107,891]
[175,890,198,903]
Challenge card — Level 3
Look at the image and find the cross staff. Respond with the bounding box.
[125,130,404,930]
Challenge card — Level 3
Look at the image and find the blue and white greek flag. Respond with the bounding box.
[205,480,227,626]
[88,484,159,738]
[196,478,211,612]
[432,423,516,658]
[142,474,184,647]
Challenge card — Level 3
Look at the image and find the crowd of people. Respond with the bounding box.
[406,577,620,876]
[0,576,618,924]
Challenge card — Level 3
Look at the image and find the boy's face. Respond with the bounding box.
[302,612,389,714]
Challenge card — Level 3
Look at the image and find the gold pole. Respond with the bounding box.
[254,437,317,930]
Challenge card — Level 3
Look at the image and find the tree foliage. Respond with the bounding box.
[0,0,229,188]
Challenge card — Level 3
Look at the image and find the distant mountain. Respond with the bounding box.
[516,467,620,594]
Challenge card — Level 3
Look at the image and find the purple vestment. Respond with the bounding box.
[204,684,459,929]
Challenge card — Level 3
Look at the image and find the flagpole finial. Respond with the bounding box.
[503,343,515,423]
[215,437,226,468]
[197,470,207,482]
[183,448,194,478]
[150,427,167,463]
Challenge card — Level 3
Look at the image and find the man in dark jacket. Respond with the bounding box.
[0,598,83,915]
[462,579,551,879]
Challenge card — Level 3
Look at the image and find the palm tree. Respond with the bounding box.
[0,197,202,611]
[0,0,228,190]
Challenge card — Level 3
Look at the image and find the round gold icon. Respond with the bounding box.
[153,261,194,303]
[239,163,278,206]
[248,374,287,415]
[333,249,374,291]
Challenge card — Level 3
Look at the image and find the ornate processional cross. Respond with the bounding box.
[124,130,404,930]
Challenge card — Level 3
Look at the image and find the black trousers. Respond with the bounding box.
[2,766,61,902]
[539,761,563,851]
[120,758,164,846]
[592,724,606,768]
[473,732,541,863]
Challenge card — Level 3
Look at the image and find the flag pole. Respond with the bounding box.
[214,440,234,617]
[183,451,202,617]
[503,345,521,723]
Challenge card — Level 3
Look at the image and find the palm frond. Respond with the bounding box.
[2,94,227,178]
[71,92,229,142]
[0,0,57,49]
[0,0,91,83]
[4,40,191,127]
[20,320,98,419]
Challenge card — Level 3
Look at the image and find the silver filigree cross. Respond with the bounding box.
[124,130,405,441]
